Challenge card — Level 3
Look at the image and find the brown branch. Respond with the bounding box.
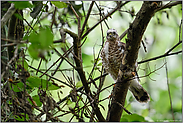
[165,58,175,121]
[141,40,147,52]
[119,28,129,40]
[155,1,182,12]
[138,50,182,64]
[28,65,73,88]
[39,45,74,78]
[165,40,182,55]
[107,2,160,121]
[95,2,110,29]
[115,102,132,115]
[64,28,105,121]
[81,1,130,39]
[57,73,108,104]
[68,2,81,37]
[80,1,95,38]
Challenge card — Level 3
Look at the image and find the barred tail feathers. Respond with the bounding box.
[129,77,150,103]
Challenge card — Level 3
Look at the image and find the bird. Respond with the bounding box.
[100,28,150,103]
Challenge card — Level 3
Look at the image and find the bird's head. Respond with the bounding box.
[106,29,119,41]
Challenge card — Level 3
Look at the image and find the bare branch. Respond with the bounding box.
[165,40,182,55]
[155,1,182,12]
[64,27,105,121]
[57,73,108,104]
[80,1,95,38]
[119,28,129,40]
[115,102,132,115]
[28,65,73,88]
[81,1,130,39]
[1,3,16,28]
[165,58,175,121]
[138,50,182,64]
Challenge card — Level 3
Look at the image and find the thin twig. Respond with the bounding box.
[115,102,132,115]
[57,73,108,105]
[119,28,129,40]
[141,40,147,52]
[1,45,19,78]
[165,58,175,121]
[94,1,110,29]
[81,1,130,39]
[164,40,182,55]
[39,46,73,78]
[138,50,182,64]
[139,62,166,79]
[155,1,182,12]
[36,59,42,75]
[80,1,95,37]
[29,65,73,88]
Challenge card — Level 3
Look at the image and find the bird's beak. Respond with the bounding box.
[108,33,112,37]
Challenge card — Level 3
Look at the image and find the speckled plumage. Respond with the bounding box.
[100,29,150,103]
[101,38,125,80]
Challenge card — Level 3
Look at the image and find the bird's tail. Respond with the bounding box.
[129,78,150,103]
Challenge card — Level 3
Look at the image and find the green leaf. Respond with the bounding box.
[14,113,29,121]
[121,114,146,122]
[27,95,42,107]
[48,84,60,90]
[16,58,29,70]
[14,13,23,20]
[51,1,67,8]
[29,31,39,45]
[32,95,42,107]
[10,1,33,10]
[27,76,41,88]
[28,44,39,59]
[39,26,53,48]
[26,76,60,90]
[10,82,24,92]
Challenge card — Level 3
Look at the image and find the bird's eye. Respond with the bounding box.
[112,32,116,35]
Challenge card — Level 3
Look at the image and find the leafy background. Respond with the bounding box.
[1,1,182,122]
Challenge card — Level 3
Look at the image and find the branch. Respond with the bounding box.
[165,58,175,121]
[119,28,129,40]
[1,3,16,28]
[81,1,130,39]
[57,73,108,105]
[64,28,105,121]
[138,40,182,64]
[28,65,73,88]
[68,2,81,37]
[80,1,95,38]
[155,1,182,12]
[107,2,160,121]
[138,50,182,64]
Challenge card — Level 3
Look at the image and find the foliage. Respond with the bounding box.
[1,1,182,122]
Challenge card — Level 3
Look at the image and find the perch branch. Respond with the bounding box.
[107,2,160,121]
